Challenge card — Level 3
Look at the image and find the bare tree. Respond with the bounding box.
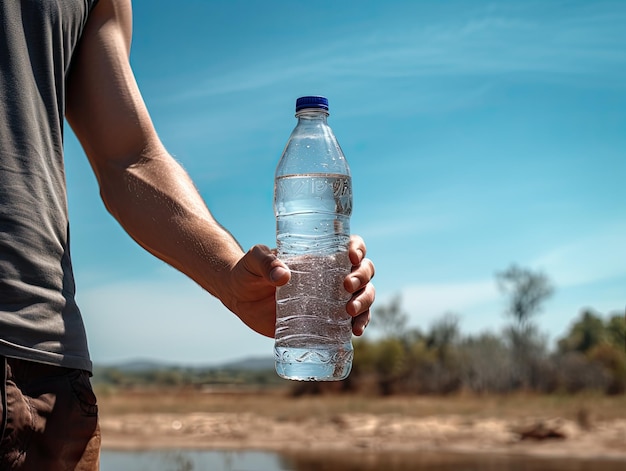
[496,264,554,329]
[460,333,512,393]
[496,264,554,390]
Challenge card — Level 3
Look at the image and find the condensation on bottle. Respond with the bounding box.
[273,95,354,381]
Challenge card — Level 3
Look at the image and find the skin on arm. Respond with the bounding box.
[66,0,246,310]
[65,0,374,337]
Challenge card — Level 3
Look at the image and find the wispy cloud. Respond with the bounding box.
[154,2,625,107]
[378,279,503,336]
[531,224,626,288]
[401,279,498,317]
[385,222,626,333]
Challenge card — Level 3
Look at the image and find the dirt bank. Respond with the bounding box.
[100,412,626,460]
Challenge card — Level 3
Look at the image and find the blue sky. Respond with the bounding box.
[64,0,625,366]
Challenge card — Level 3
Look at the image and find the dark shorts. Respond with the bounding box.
[0,357,100,470]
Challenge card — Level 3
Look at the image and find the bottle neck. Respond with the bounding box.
[295,108,329,122]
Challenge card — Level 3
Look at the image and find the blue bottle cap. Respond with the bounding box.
[295,96,329,112]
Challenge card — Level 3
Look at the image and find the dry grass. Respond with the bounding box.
[96,386,626,423]
[97,387,626,459]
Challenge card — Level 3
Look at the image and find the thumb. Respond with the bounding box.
[245,245,290,286]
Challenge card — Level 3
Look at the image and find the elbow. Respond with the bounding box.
[98,182,127,224]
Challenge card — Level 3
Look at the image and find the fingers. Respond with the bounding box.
[345,276,373,336]
[351,311,370,336]
[349,281,374,336]
[346,234,375,291]
[243,245,290,286]
[348,234,366,265]
[344,257,375,293]
[347,280,375,317]
[345,234,375,336]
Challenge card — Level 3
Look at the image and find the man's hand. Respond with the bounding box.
[225,235,375,338]
[345,235,375,335]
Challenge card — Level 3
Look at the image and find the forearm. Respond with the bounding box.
[98,147,244,301]
[64,0,243,306]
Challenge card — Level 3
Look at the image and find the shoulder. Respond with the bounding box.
[84,0,133,44]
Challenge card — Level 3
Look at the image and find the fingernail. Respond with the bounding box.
[352,300,362,314]
[349,277,360,291]
[270,267,286,282]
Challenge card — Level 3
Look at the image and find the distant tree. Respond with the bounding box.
[552,351,612,393]
[606,312,626,351]
[558,308,607,354]
[415,313,463,394]
[496,264,554,329]
[588,343,626,394]
[496,264,554,391]
[556,308,626,394]
[504,323,551,390]
[425,313,460,363]
[460,333,513,393]
[370,294,409,339]
[347,338,378,392]
[374,337,407,395]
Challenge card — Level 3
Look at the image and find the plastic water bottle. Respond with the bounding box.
[273,96,353,381]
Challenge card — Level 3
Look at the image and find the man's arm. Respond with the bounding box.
[65,0,374,337]
[66,0,250,304]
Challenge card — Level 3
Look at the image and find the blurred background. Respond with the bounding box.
[60,1,626,469]
[64,0,625,384]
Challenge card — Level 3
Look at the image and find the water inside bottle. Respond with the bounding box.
[274,173,353,380]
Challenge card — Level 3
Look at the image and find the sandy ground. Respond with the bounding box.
[99,412,626,460]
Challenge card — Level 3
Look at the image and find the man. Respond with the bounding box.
[0,0,376,469]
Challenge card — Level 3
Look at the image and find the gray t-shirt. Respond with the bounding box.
[0,0,99,371]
